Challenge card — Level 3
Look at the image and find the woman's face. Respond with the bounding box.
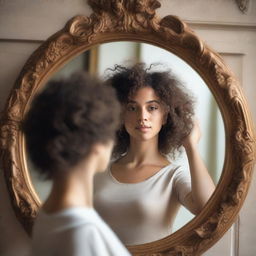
[123,86,167,142]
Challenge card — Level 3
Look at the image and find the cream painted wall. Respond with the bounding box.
[0,1,255,255]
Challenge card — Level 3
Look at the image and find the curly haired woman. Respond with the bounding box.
[94,63,215,245]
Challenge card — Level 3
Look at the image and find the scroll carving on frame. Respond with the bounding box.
[0,0,255,255]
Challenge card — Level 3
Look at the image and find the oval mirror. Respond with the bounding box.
[0,1,254,255]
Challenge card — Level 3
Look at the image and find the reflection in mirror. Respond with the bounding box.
[27,41,225,245]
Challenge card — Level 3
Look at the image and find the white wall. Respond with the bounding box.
[0,1,255,255]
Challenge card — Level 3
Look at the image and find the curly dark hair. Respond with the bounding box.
[105,63,195,159]
[22,72,120,179]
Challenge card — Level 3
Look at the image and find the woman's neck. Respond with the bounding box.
[43,160,96,213]
[124,136,166,166]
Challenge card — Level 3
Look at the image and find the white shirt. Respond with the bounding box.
[31,207,131,256]
[94,164,192,245]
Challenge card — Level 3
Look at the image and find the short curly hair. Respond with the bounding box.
[105,63,195,159]
[22,72,120,179]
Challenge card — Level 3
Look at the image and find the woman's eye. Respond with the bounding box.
[148,105,158,111]
[127,105,137,112]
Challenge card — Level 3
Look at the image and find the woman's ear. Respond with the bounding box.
[91,143,107,156]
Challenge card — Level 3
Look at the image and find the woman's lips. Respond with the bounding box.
[136,126,151,132]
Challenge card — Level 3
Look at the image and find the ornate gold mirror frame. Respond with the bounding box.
[0,1,255,255]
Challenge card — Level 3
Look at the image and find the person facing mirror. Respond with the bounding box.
[94,63,215,245]
[22,72,131,256]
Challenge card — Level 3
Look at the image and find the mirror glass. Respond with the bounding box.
[26,41,225,242]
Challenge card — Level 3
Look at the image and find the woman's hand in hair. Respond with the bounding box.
[182,119,201,150]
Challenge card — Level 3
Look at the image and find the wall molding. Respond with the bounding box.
[186,21,256,31]
[1,21,255,42]
[0,38,44,43]
[231,217,240,256]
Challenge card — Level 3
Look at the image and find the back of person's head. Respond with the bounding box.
[23,72,120,179]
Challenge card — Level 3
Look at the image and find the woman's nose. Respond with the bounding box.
[138,108,148,121]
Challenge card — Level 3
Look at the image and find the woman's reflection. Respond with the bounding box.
[94,63,215,245]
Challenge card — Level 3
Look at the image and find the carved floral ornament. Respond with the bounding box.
[0,0,255,255]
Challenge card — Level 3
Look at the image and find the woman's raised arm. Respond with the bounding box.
[182,120,216,215]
